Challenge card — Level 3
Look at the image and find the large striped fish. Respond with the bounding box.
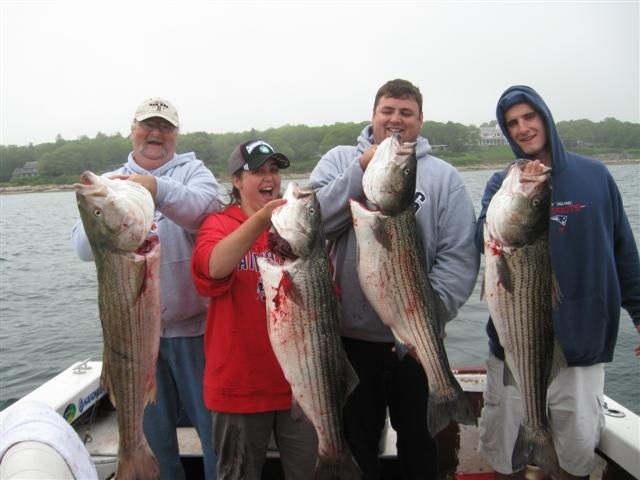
[257,182,361,479]
[483,159,564,475]
[350,135,476,437]
[75,171,161,480]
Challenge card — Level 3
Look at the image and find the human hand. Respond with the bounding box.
[255,198,287,226]
[517,160,551,190]
[110,173,157,200]
[519,159,548,178]
[359,144,379,170]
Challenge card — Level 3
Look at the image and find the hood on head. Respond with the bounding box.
[496,85,567,172]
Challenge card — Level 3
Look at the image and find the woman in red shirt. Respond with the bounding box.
[191,140,318,480]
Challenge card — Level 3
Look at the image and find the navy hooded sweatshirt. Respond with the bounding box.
[476,85,640,366]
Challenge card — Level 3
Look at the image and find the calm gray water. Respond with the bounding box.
[1,164,638,414]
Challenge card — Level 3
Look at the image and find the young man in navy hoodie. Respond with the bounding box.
[475,85,640,480]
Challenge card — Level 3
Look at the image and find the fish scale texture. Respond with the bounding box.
[262,249,352,458]
[351,202,476,437]
[488,238,555,431]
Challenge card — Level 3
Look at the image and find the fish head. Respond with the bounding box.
[270,181,322,259]
[486,159,551,248]
[362,135,417,215]
[75,171,155,253]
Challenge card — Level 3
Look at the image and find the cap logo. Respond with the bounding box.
[244,140,273,155]
[148,100,170,112]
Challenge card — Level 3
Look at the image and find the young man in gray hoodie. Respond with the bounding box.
[72,97,222,479]
[309,79,480,478]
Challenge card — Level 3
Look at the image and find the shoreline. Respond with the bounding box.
[2,158,637,195]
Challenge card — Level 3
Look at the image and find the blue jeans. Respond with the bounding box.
[143,335,217,479]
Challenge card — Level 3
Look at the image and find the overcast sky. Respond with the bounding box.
[1,0,638,146]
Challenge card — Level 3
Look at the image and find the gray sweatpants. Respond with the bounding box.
[212,409,318,480]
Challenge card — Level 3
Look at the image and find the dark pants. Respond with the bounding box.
[342,337,438,480]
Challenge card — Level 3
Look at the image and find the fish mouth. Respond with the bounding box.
[80,176,93,186]
[75,171,100,188]
[349,198,379,215]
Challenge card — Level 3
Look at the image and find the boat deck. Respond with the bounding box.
[75,399,496,479]
[3,361,636,480]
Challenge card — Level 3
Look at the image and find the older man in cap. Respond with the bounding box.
[71,97,222,479]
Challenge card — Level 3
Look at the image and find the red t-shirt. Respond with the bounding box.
[191,205,292,413]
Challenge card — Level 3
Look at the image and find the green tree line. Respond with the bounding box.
[2,118,638,185]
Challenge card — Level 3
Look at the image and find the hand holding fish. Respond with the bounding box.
[207,198,287,279]
[74,172,161,479]
[255,198,288,226]
[518,159,550,184]
[351,135,476,437]
[110,173,158,201]
[359,144,378,170]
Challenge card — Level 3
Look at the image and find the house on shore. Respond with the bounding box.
[11,161,39,180]
[479,126,508,146]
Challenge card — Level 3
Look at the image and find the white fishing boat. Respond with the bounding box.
[0,360,637,479]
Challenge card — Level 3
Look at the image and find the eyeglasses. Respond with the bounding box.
[137,120,176,133]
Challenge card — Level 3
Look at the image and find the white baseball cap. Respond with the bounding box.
[133,97,179,127]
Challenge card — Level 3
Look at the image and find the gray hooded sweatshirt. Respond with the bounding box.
[309,126,480,342]
[71,151,223,338]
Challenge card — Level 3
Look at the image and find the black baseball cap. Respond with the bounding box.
[227,139,290,176]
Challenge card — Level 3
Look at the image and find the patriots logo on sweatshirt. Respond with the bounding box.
[551,201,586,231]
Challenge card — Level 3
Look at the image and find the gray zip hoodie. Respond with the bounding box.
[71,151,223,337]
[309,126,480,342]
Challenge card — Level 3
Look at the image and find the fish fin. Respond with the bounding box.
[371,216,392,251]
[99,356,116,408]
[511,425,559,477]
[503,362,518,388]
[344,359,360,400]
[434,292,449,338]
[548,339,567,385]
[496,254,513,292]
[331,278,342,299]
[144,368,158,406]
[314,454,362,480]
[393,338,410,360]
[116,439,160,480]
[276,271,304,307]
[289,397,306,421]
[551,272,563,309]
[427,384,477,437]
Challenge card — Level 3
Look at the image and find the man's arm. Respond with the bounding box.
[309,146,367,240]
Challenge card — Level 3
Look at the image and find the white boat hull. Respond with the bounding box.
[1,361,637,479]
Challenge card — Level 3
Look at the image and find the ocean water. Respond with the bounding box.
[0,164,638,414]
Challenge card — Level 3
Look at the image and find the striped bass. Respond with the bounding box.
[75,171,161,480]
[350,135,476,437]
[257,182,361,479]
[483,159,564,475]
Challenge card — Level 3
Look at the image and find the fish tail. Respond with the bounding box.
[427,387,477,437]
[116,440,160,480]
[314,454,362,480]
[511,425,559,476]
